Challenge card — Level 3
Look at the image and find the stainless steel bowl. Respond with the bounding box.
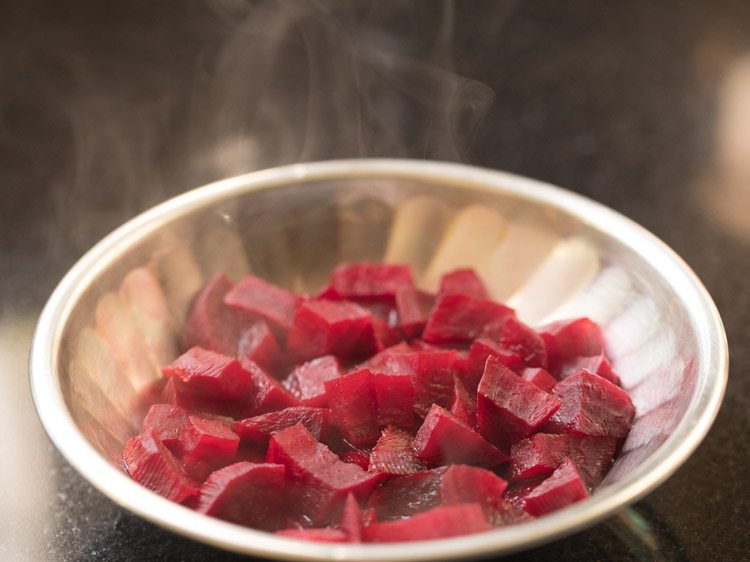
[29,159,728,560]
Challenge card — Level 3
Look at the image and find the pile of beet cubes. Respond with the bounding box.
[122,263,635,543]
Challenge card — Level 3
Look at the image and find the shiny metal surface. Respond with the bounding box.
[29,159,727,561]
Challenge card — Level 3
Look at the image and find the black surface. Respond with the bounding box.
[1,1,749,560]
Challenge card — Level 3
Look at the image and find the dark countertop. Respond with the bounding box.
[1,1,748,560]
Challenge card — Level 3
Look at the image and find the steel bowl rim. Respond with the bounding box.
[29,158,728,561]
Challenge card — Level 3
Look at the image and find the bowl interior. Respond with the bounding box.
[35,160,726,560]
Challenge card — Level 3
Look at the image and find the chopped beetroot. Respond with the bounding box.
[440,465,509,512]
[422,294,514,344]
[559,354,621,386]
[224,274,299,333]
[487,498,534,527]
[539,318,603,371]
[369,427,425,475]
[282,356,342,407]
[340,493,363,542]
[237,321,284,376]
[123,429,199,504]
[482,316,548,369]
[325,369,379,447]
[371,372,415,430]
[275,528,348,542]
[450,376,477,428]
[184,273,242,356]
[363,503,489,543]
[565,435,617,486]
[287,300,378,362]
[523,460,590,516]
[478,357,561,450]
[322,263,414,301]
[467,338,525,389]
[267,424,382,523]
[178,414,240,481]
[372,316,403,351]
[438,269,489,299]
[521,367,557,393]
[238,357,299,416]
[140,404,188,453]
[543,370,635,439]
[340,450,371,470]
[509,433,571,481]
[414,405,508,468]
[196,462,285,531]
[235,407,329,446]
[394,285,433,339]
[408,350,458,418]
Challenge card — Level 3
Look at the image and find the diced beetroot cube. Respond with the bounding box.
[237,321,284,376]
[196,462,285,531]
[439,465,509,510]
[178,414,240,481]
[184,273,242,356]
[363,503,489,542]
[282,356,342,407]
[408,350,458,418]
[539,318,603,370]
[414,405,508,468]
[450,375,477,428]
[543,370,635,439]
[267,424,382,523]
[369,426,425,475]
[372,316,403,351]
[523,460,589,516]
[140,404,188,453]
[123,429,199,504]
[162,347,254,416]
[467,338,525,389]
[238,357,299,416]
[394,286,433,339]
[503,477,547,511]
[235,407,329,446]
[325,369,379,447]
[521,367,557,393]
[324,263,414,301]
[478,357,561,450]
[559,354,621,386]
[287,300,378,362]
[275,528,348,542]
[566,435,617,486]
[482,316,548,369]
[340,493,363,542]
[438,269,489,299]
[224,274,299,333]
[422,294,514,344]
[340,450,371,470]
[371,372,415,430]
[487,498,534,527]
[358,341,412,372]
[510,433,571,481]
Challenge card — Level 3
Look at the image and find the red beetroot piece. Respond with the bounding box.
[369,426,425,475]
[438,268,489,299]
[487,499,534,527]
[539,317,603,371]
[477,357,561,451]
[521,367,557,393]
[325,369,379,447]
[237,321,284,376]
[421,294,514,344]
[371,372,415,429]
[363,503,489,542]
[267,424,382,524]
[275,528,348,542]
[282,356,342,407]
[340,493,364,542]
[559,354,621,386]
[162,347,254,416]
[544,370,635,439]
[238,356,299,416]
[340,450,371,470]
[467,338,525,389]
[523,460,590,516]
[235,407,329,446]
[196,462,285,531]
[482,316,547,369]
[321,263,414,301]
[450,375,477,428]
[224,274,299,333]
[178,414,240,481]
[408,350,459,417]
[414,405,508,468]
[140,404,188,453]
[184,273,242,356]
[394,285,433,339]
[287,300,378,362]
[123,429,199,504]
[440,464,509,515]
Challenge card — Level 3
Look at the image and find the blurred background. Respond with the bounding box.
[1,0,748,560]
